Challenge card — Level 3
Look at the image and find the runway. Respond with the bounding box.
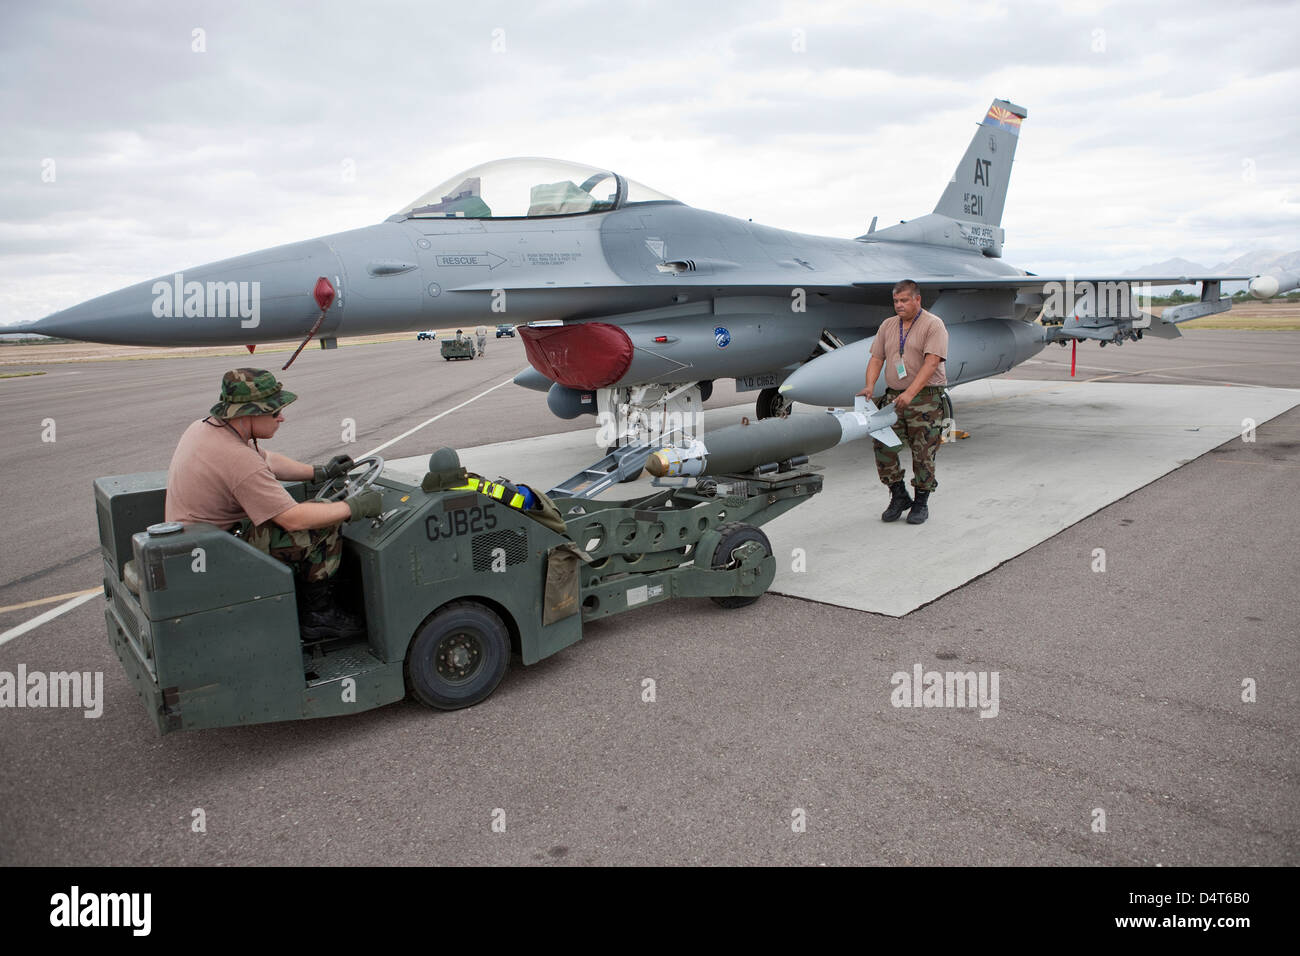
[0,330,1297,865]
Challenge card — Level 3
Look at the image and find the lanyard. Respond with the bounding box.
[899,311,919,356]
[205,416,259,454]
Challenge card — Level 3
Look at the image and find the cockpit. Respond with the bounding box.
[390,157,679,220]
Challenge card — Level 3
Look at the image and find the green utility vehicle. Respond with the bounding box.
[95,449,821,734]
[440,337,475,360]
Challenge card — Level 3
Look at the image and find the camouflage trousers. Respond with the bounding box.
[235,519,342,584]
[874,385,945,493]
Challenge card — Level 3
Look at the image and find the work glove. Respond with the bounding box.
[313,454,355,484]
[346,489,383,521]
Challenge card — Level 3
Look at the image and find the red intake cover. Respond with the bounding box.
[518,322,634,390]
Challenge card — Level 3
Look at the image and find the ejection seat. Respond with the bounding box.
[526,181,598,216]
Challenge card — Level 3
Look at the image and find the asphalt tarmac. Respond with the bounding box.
[1,330,1297,865]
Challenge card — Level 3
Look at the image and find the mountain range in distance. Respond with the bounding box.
[1124,249,1300,294]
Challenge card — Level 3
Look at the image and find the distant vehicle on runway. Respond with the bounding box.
[496,324,515,338]
[441,335,474,360]
[416,330,436,341]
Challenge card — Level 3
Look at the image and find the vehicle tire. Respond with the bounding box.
[755,386,790,420]
[698,380,714,402]
[708,522,772,609]
[405,601,510,710]
[940,389,953,427]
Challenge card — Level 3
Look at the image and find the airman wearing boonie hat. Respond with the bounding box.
[207,366,299,419]
[165,368,384,642]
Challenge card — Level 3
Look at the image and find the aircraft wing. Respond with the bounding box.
[855,273,1249,341]
[457,274,1251,295]
[851,274,1251,293]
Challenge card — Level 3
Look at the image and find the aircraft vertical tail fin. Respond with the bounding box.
[933,99,1026,228]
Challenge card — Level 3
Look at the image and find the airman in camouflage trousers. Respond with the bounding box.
[236,519,343,583]
[165,366,384,641]
[875,385,945,492]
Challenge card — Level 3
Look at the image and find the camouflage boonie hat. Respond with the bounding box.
[209,368,298,419]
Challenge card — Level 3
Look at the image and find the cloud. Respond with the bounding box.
[1,0,1296,324]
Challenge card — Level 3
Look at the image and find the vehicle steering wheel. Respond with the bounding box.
[313,455,385,502]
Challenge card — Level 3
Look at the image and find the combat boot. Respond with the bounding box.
[881,480,913,522]
[907,490,930,525]
[297,580,366,643]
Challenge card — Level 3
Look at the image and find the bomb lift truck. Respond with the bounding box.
[96,448,821,734]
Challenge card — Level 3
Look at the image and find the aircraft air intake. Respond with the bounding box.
[518,322,635,390]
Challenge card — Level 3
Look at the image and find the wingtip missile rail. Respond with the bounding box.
[1249,272,1299,300]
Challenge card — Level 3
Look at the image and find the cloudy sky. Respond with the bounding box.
[1,0,1296,325]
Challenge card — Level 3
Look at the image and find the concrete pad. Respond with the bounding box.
[386,380,1300,617]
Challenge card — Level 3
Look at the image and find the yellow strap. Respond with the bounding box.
[451,478,525,511]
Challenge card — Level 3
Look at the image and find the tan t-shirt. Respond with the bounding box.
[870,309,948,390]
[165,419,297,529]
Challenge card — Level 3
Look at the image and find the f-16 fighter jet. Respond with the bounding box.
[29,99,1294,457]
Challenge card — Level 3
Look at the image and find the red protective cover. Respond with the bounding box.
[518,322,634,390]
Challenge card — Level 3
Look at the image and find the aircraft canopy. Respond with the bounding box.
[393,157,677,220]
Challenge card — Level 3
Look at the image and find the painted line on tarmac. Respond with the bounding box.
[360,376,519,459]
[0,590,100,649]
[0,587,101,616]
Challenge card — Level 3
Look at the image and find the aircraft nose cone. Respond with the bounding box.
[29,278,170,345]
[30,239,342,346]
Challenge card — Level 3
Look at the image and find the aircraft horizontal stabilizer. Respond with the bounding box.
[1043,276,1234,347]
[1043,310,1181,347]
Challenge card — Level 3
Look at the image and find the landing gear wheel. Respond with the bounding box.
[708,522,772,609]
[405,601,510,710]
[940,389,953,427]
[756,387,791,420]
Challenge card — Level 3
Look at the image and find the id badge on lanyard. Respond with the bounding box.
[897,317,913,380]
